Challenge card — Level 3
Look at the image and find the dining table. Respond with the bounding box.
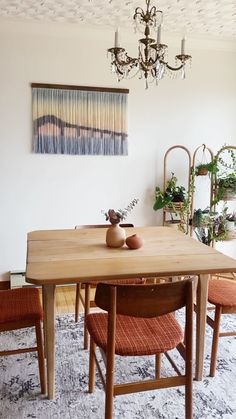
[26,226,236,399]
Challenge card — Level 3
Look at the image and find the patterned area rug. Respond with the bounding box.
[0,313,236,419]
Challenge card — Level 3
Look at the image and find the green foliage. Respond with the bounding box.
[153,173,186,211]
[193,207,228,245]
[103,198,139,224]
[226,211,236,222]
[153,187,172,210]
[213,172,236,205]
[195,161,218,175]
[218,147,236,172]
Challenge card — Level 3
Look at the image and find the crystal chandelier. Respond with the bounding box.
[107,0,192,88]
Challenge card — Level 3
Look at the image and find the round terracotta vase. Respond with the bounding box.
[106,224,126,248]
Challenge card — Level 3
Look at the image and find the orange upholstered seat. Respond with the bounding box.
[208,279,236,307]
[87,312,183,356]
[0,287,46,395]
[0,288,43,324]
[207,278,236,377]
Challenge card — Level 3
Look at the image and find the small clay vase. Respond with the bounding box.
[126,234,143,249]
[106,224,126,248]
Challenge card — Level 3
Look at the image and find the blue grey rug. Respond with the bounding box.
[0,313,236,419]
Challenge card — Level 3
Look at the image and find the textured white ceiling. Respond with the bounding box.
[0,0,236,39]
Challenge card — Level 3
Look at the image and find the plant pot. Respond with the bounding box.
[226,220,235,232]
[106,224,126,248]
[225,230,236,241]
[196,167,208,176]
[164,202,184,213]
[221,189,236,201]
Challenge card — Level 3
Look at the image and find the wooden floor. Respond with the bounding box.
[40,285,95,315]
[54,285,77,314]
[39,285,77,315]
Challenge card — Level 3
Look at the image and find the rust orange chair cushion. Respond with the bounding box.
[87,312,183,356]
[0,288,43,324]
[84,278,145,286]
[208,279,236,308]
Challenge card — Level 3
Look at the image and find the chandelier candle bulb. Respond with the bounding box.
[114,29,119,48]
[157,25,161,44]
[181,37,186,55]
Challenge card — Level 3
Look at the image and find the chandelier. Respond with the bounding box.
[107,0,192,88]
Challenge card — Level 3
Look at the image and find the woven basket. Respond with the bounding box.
[164,202,184,213]
[197,167,208,176]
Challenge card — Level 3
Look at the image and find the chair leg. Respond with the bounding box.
[35,320,46,394]
[84,284,91,350]
[210,306,222,377]
[155,353,161,379]
[185,347,193,419]
[105,352,115,419]
[88,338,96,393]
[75,283,81,322]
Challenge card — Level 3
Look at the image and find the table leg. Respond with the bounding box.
[42,287,47,358]
[195,274,209,380]
[43,284,56,399]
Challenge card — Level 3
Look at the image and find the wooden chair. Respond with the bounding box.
[87,279,194,419]
[74,223,142,350]
[0,287,46,395]
[207,278,236,377]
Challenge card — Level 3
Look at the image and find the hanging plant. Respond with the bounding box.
[195,164,209,176]
[195,160,218,177]
[213,173,236,204]
[218,147,236,171]
[195,144,218,177]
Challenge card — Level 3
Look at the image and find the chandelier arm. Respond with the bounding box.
[164,61,185,71]
[114,52,138,68]
[149,6,162,16]
[134,7,145,18]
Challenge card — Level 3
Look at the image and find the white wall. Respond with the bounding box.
[0,20,236,272]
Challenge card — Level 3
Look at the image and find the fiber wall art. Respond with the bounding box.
[31,83,129,156]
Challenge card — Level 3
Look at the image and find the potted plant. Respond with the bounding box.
[214,172,236,203]
[153,173,193,233]
[226,211,236,238]
[212,146,236,204]
[192,208,216,228]
[195,161,218,176]
[195,164,209,176]
[153,173,186,212]
[192,207,228,245]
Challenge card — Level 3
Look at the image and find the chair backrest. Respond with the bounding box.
[95,279,194,318]
[75,224,134,229]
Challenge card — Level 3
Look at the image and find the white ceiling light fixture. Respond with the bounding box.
[107,0,192,88]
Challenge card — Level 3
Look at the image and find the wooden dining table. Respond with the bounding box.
[26,226,236,400]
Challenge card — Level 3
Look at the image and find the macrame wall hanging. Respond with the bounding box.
[31,83,129,156]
